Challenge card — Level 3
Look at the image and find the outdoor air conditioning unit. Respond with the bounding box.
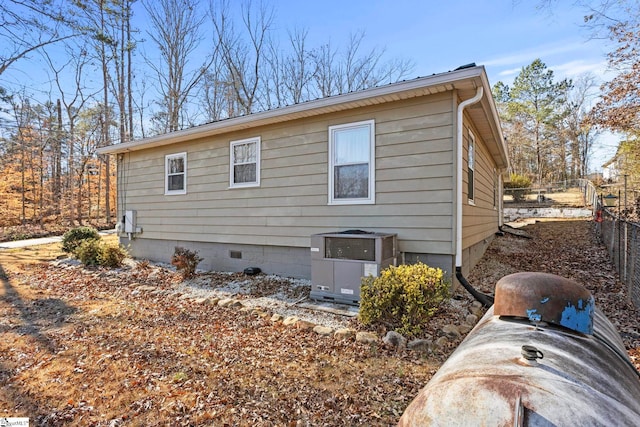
[310,230,397,305]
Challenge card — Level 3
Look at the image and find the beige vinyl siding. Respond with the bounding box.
[117,93,455,255]
[461,116,499,250]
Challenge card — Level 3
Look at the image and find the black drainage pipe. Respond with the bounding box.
[456,267,494,308]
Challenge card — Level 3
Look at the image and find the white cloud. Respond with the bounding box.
[549,59,610,81]
[483,40,612,86]
[498,67,523,77]
[494,59,611,84]
[481,41,589,67]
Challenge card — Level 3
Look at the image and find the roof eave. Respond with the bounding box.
[479,71,509,171]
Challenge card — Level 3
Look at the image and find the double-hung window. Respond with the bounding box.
[230,137,260,188]
[165,152,187,195]
[328,120,375,205]
[468,130,475,204]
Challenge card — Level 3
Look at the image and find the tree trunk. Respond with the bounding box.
[21,140,26,224]
[68,120,75,224]
[55,98,62,214]
[100,1,111,223]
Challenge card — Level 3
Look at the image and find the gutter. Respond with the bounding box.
[454,86,494,307]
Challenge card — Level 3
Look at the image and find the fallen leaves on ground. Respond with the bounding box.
[1,253,439,426]
[0,218,638,426]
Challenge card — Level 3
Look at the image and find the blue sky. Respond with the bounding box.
[273,0,610,85]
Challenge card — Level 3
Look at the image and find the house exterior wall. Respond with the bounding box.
[117,93,460,278]
[459,114,500,274]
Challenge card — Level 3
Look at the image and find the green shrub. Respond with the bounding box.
[171,246,203,279]
[359,262,449,338]
[98,244,128,268]
[73,238,128,268]
[62,226,100,253]
[504,173,533,202]
[74,238,104,266]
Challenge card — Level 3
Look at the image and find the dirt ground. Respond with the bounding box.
[1,220,639,426]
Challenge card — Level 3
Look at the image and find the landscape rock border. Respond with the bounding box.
[128,279,485,354]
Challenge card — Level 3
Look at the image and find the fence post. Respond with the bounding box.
[632,225,638,307]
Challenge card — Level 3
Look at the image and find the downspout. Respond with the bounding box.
[498,173,504,227]
[454,86,494,307]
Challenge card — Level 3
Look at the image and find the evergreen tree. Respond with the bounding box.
[494,59,571,184]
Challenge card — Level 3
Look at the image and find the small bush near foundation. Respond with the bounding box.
[74,239,103,266]
[98,244,128,268]
[62,226,100,253]
[71,235,127,268]
[359,262,449,338]
[171,246,203,279]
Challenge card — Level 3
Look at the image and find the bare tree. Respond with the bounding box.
[144,0,211,132]
[42,44,99,221]
[74,105,104,223]
[0,0,75,75]
[562,74,599,178]
[133,77,152,138]
[210,0,274,115]
[6,92,38,223]
[203,4,413,117]
[200,47,236,121]
[310,31,413,98]
[281,27,314,105]
[311,41,339,98]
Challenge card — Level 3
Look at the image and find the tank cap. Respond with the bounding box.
[494,272,594,335]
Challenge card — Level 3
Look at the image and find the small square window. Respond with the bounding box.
[328,120,375,205]
[230,137,260,188]
[165,152,186,195]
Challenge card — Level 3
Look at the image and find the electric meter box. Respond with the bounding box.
[124,210,137,233]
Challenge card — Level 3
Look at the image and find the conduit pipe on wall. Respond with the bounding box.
[455,86,494,307]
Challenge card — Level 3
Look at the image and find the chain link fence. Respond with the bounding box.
[504,179,583,204]
[580,179,640,309]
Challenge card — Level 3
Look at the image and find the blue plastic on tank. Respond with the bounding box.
[560,297,595,334]
[526,309,542,322]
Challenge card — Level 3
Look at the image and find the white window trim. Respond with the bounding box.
[468,130,476,205]
[328,119,376,205]
[229,137,261,188]
[165,152,187,195]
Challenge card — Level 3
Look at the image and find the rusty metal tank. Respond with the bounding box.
[398,272,640,426]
